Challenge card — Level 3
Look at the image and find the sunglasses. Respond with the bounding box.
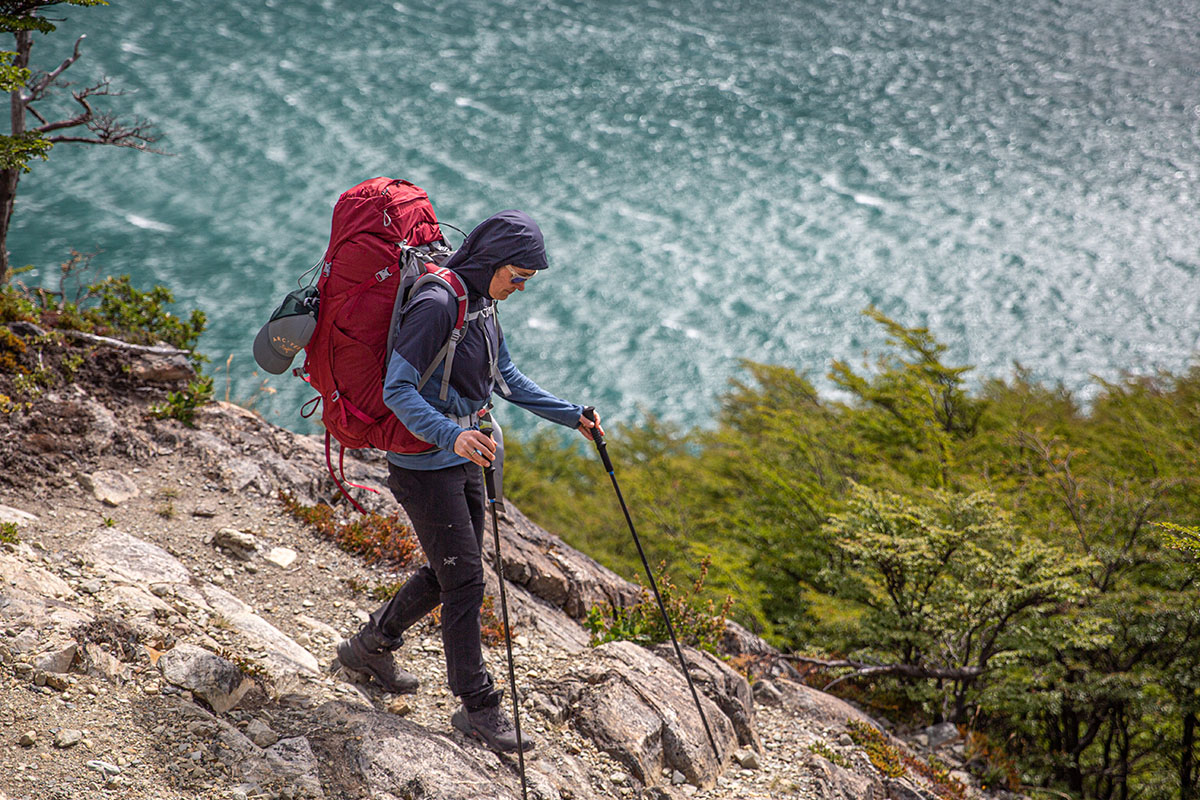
[505,266,535,284]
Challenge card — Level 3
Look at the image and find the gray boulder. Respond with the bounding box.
[651,642,761,752]
[158,642,253,713]
[84,529,191,586]
[549,640,735,790]
[805,750,884,799]
[313,701,523,800]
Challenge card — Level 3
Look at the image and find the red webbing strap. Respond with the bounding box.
[338,442,381,496]
[339,393,377,426]
[325,430,368,515]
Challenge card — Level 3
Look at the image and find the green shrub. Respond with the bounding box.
[90,275,207,353]
[149,375,214,427]
[0,522,18,545]
[585,557,732,654]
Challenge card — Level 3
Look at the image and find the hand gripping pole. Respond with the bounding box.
[582,407,721,760]
[479,418,529,799]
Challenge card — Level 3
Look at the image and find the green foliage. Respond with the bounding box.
[1158,521,1200,561]
[149,375,213,427]
[90,275,207,354]
[0,49,29,90]
[0,131,50,172]
[0,521,18,544]
[825,483,1091,719]
[0,283,36,323]
[0,1,109,35]
[807,739,852,768]
[584,557,732,654]
[507,308,1200,799]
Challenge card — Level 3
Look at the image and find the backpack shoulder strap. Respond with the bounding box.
[410,266,470,400]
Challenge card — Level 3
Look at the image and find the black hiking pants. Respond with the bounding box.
[369,462,499,710]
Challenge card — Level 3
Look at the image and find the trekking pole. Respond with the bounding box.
[479,418,529,800]
[581,407,721,760]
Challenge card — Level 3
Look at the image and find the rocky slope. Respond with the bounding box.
[0,337,1023,800]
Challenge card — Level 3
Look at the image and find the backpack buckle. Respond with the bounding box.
[375,267,392,283]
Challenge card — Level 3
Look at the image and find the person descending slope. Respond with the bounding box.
[335,209,602,753]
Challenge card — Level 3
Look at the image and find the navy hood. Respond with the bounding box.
[443,210,549,298]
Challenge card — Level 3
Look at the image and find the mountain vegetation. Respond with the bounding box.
[506,309,1200,800]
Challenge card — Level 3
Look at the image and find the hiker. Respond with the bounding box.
[336,209,602,754]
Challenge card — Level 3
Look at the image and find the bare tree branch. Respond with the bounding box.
[781,653,985,691]
[57,328,192,357]
[25,33,85,101]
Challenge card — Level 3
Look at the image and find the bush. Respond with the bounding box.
[585,557,732,654]
[149,375,214,427]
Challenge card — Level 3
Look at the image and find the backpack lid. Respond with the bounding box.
[253,286,319,374]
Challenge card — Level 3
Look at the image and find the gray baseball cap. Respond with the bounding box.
[253,287,319,374]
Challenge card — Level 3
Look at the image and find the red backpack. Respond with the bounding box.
[300,177,469,509]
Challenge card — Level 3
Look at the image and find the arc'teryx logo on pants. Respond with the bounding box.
[443,556,458,566]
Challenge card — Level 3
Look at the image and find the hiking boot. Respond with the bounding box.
[451,702,535,753]
[336,627,419,695]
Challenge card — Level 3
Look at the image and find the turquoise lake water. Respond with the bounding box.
[12,0,1200,435]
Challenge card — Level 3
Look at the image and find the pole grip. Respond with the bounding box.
[479,420,498,500]
[582,406,614,473]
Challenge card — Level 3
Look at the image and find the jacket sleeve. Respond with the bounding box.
[382,291,463,452]
[496,338,583,427]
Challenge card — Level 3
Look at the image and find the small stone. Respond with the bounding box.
[837,733,854,747]
[671,770,686,785]
[264,547,297,569]
[387,698,412,716]
[44,673,70,691]
[752,679,783,703]
[34,643,77,675]
[149,584,172,598]
[86,759,121,776]
[222,567,236,579]
[924,721,960,748]
[79,579,104,595]
[54,729,83,748]
[734,749,760,769]
[80,470,140,506]
[245,718,280,748]
[610,771,628,785]
[18,731,36,747]
[192,503,219,518]
[214,528,259,560]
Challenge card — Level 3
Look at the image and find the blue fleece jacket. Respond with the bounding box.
[382,210,582,469]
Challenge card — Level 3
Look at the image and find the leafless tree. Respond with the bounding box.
[2,2,162,283]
